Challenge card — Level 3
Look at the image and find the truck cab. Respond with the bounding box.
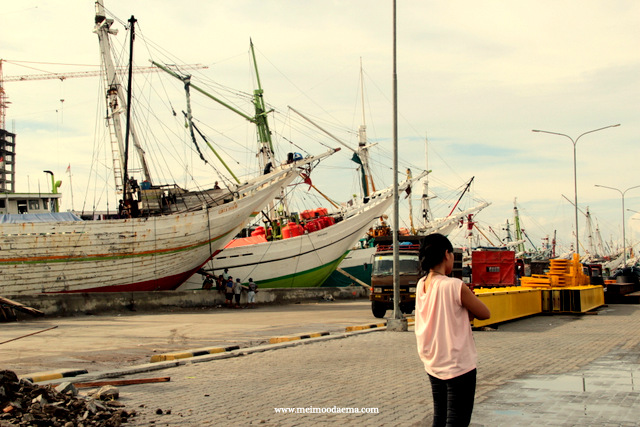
[369,237,463,318]
[369,242,422,318]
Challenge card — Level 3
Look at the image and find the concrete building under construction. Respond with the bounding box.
[0,128,15,193]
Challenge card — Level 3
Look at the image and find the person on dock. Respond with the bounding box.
[415,233,490,427]
[215,275,224,293]
[232,278,243,308]
[225,276,234,307]
[245,278,258,308]
[201,274,214,290]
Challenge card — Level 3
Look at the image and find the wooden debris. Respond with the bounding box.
[0,297,44,322]
[0,326,58,346]
[72,377,171,389]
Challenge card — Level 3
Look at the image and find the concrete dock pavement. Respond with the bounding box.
[4,300,640,425]
[0,301,378,376]
[65,303,640,426]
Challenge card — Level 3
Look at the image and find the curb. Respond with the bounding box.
[269,331,330,344]
[23,369,89,383]
[150,345,240,363]
[345,317,414,332]
[345,322,386,332]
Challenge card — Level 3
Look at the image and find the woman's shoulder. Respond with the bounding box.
[441,275,463,287]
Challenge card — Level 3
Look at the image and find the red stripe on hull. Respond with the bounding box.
[51,267,201,293]
[50,249,224,293]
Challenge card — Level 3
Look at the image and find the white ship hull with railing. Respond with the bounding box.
[0,170,297,295]
[179,178,421,289]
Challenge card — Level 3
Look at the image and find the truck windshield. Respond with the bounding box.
[372,254,420,276]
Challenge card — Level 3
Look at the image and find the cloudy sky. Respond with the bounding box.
[2,1,639,254]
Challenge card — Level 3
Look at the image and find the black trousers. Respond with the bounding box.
[428,368,477,427]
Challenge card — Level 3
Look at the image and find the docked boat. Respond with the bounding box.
[0,3,335,295]
[180,173,425,289]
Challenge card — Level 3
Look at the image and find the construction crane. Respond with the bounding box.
[0,59,208,130]
[0,60,9,131]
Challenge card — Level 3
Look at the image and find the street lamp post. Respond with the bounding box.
[532,124,620,255]
[594,184,640,267]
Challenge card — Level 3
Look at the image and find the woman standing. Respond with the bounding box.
[415,233,490,426]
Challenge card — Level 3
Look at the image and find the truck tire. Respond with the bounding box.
[400,303,415,315]
[371,301,387,318]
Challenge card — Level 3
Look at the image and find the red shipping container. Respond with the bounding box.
[471,250,516,287]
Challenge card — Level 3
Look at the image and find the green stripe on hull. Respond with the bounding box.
[321,265,372,287]
[258,252,349,288]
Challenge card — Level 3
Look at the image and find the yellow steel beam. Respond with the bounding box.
[472,287,542,328]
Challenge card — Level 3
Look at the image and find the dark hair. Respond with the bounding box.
[419,233,453,274]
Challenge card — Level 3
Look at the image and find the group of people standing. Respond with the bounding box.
[201,268,258,309]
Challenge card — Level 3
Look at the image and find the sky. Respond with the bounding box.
[2,0,640,255]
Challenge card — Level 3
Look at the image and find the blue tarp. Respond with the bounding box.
[0,212,83,224]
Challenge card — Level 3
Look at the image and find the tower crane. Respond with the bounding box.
[0,59,208,130]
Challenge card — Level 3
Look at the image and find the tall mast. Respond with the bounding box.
[407,169,416,234]
[595,222,607,257]
[94,2,151,193]
[357,58,375,197]
[447,176,474,217]
[122,15,136,195]
[249,40,288,223]
[421,133,432,226]
[503,219,512,245]
[585,207,595,256]
[513,198,525,254]
[249,40,275,174]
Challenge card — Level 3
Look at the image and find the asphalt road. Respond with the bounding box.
[1,300,380,377]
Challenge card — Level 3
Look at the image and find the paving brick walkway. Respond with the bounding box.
[115,304,640,426]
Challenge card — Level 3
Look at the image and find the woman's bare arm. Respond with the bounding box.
[461,284,490,320]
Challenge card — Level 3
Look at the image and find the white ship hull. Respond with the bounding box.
[0,170,296,295]
[180,186,397,289]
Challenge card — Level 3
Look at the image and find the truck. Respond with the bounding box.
[369,236,463,318]
[369,241,422,318]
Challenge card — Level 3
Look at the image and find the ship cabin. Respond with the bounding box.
[0,192,62,215]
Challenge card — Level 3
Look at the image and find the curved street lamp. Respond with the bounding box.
[532,124,620,255]
[594,184,640,267]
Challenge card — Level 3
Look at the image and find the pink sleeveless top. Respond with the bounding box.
[414,274,477,380]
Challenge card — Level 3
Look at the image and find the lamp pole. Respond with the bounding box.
[594,184,640,267]
[532,124,620,255]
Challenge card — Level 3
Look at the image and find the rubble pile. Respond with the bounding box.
[0,370,136,426]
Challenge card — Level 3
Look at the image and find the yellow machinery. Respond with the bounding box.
[471,254,604,327]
